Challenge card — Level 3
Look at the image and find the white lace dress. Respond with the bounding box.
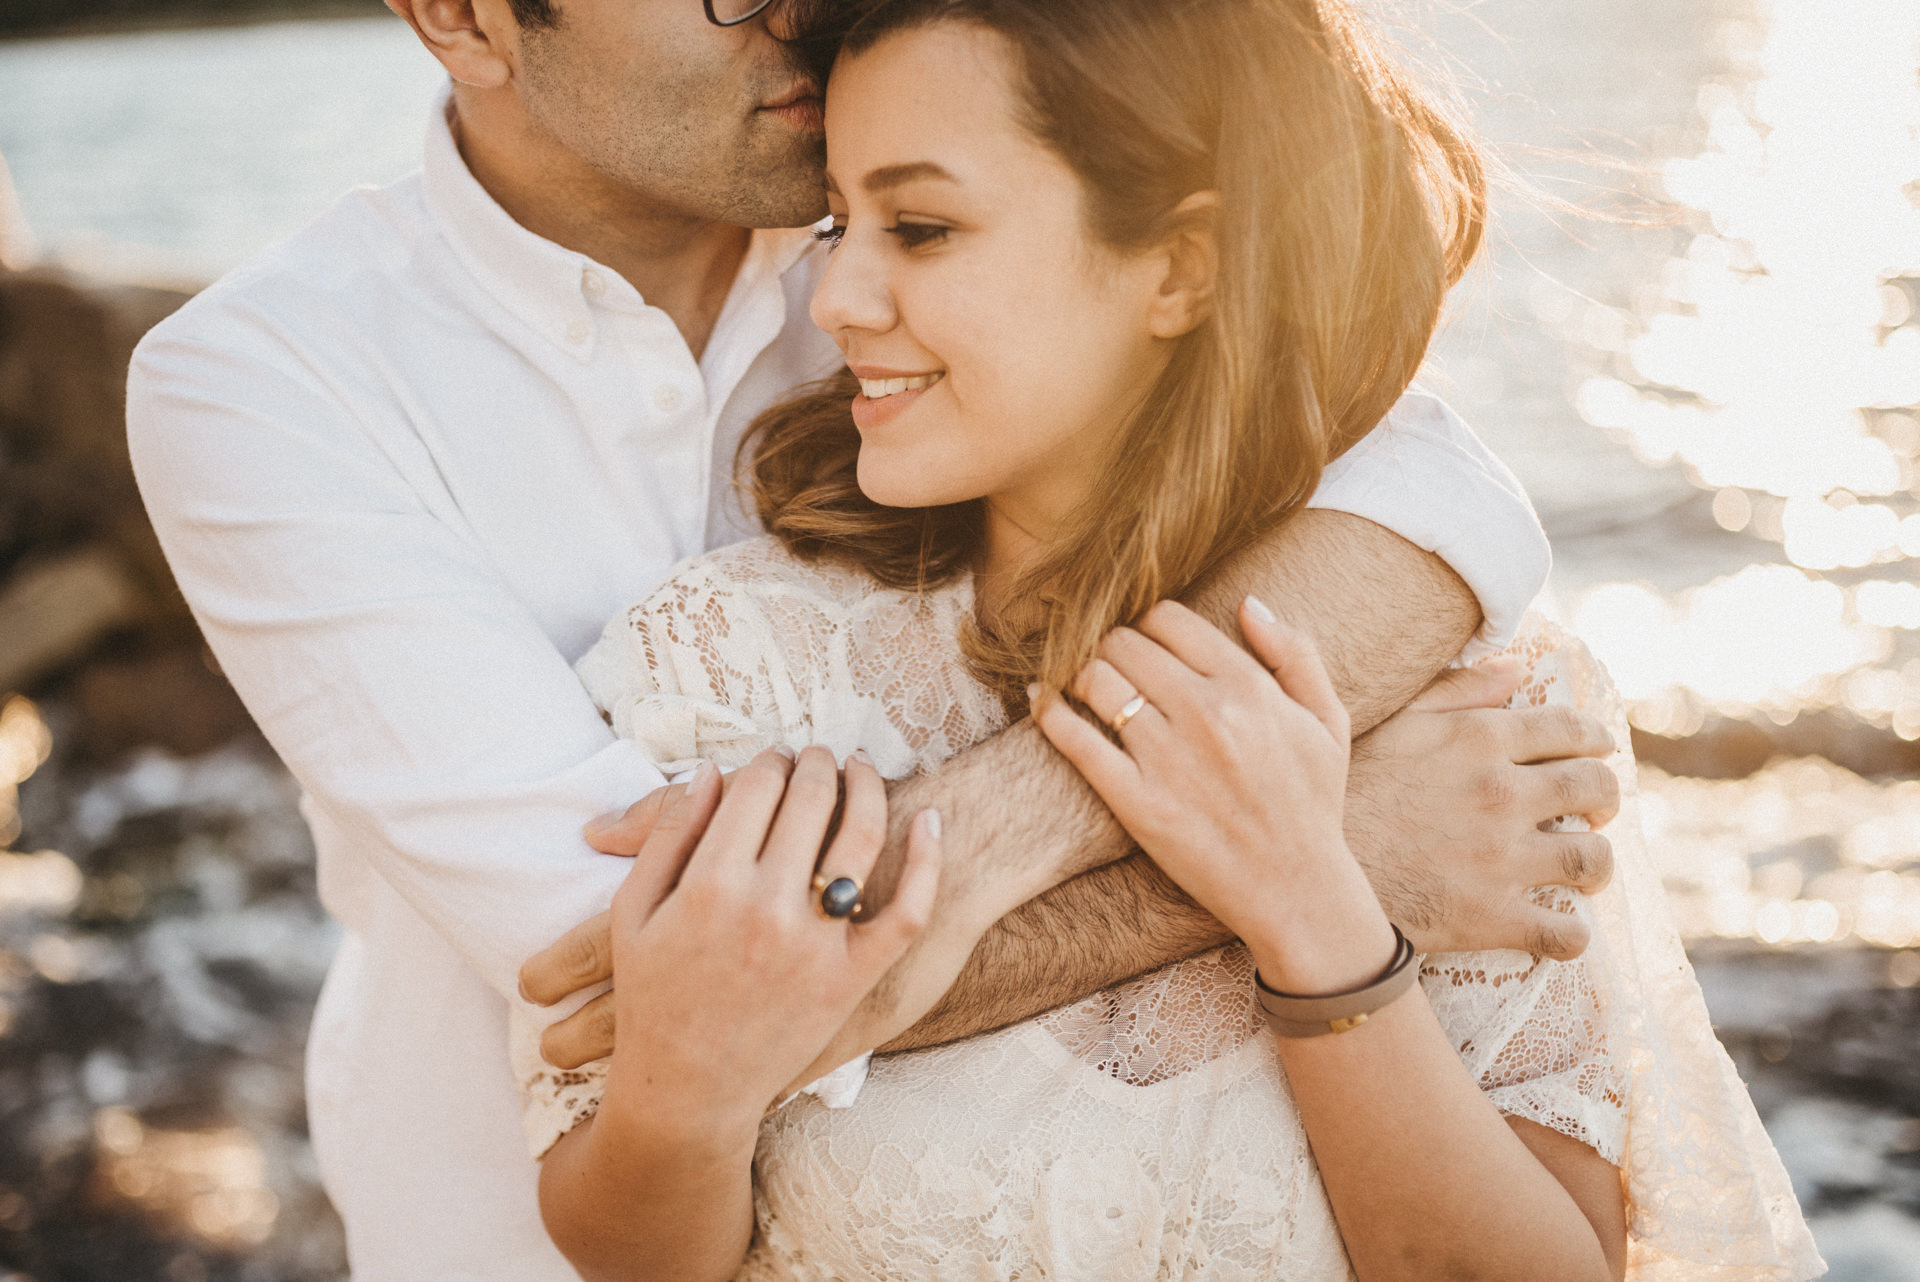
[512,536,1822,1281]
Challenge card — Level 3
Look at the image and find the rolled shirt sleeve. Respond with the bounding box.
[1307,388,1550,661]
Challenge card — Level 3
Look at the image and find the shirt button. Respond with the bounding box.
[653,385,683,413]
[583,271,605,296]
[566,320,590,344]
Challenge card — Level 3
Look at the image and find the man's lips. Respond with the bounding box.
[761,85,825,132]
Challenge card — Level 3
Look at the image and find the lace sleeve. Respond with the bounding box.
[1421,912,1627,1161]
[509,547,811,1160]
[1471,618,1822,1281]
[510,538,1003,1161]
[570,552,801,776]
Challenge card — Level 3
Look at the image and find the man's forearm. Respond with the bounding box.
[883,854,1229,1051]
[1183,510,1477,733]
[863,512,1479,1050]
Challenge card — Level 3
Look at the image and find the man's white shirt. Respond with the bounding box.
[127,92,1549,1280]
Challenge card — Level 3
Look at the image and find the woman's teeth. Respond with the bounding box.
[858,372,944,400]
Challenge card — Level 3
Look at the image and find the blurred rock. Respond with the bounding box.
[1635,712,1920,782]
[0,264,195,612]
[0,547,144,696]
[73,647,253,759]
[0,152,32,273]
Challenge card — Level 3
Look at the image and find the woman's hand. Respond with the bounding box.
[1031,596,1394,993]
[600,745,942,1142]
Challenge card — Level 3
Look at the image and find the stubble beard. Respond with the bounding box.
[518,29,830,230]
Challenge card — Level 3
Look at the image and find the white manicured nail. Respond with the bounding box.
[1244,594,1277,624]
[922,808,942,840]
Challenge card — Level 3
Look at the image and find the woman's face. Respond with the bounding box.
[810,22,1174,546]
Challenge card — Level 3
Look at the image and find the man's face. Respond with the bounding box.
[514,0,831,228]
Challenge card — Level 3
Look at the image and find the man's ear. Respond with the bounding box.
[1146,191,1220,340]
[386,0,519,89]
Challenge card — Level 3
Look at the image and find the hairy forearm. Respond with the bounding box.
[865,513,1478,1049]
[884,854,1230,1051]
[1183,510,1477,733]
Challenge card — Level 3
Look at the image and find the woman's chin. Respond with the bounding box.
[856,464,963,510]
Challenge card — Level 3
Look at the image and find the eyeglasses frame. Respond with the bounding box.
[704,0,777,26]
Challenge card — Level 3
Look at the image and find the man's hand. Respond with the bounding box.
[1349,656,1618,960]
[522,655,1620,1067]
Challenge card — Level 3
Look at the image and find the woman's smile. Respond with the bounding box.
[849,366,946,431]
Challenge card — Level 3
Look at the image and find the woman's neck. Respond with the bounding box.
[974,499,1056,628]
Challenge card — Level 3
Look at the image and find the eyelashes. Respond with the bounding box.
[811,222,950,251]
[888,223,949,250]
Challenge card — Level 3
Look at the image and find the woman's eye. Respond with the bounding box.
[812,222,847,250]
[886,223,949,250]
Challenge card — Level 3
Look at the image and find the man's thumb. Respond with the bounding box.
[1408,655,1524,713]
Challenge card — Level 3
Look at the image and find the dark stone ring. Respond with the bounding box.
[812,874,864,921]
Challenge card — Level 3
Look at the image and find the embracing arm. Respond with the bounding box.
[875,508,1475,1050]
[128,320,655,1018]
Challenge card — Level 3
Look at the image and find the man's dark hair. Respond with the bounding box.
[508,0,560,30]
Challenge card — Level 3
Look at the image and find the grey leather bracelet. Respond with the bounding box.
[1252,925,1418,1037]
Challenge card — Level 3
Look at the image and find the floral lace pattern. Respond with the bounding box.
[511,535,1821,1281]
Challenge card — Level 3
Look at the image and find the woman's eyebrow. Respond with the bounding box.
[862,161,958,194]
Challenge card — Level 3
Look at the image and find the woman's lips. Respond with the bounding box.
[851,383,933,432]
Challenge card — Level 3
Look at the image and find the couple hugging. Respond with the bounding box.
[127,0,1821,1278]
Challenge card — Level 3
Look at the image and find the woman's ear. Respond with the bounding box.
[1146,191,1220,340]
[386,0,519,89]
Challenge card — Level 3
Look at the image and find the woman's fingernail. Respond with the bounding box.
[921,808,942,840]
[772,744,797,760]
[1026,682,1042,704]
[583,811,622,837]
[849,748,874,768]
[1244,594,1277,624]
[693,761,719,787]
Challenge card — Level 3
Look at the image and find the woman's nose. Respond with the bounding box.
[809,228,898,341]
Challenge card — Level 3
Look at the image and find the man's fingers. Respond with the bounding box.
[583,786,679,856]
[519,910,613,1005]
[585,769,748,855]
[1519,904,1593,962]
[1410,656,1524,714]
[1522,829,1615,895]
[1522,755,1622,829]
[539,990,616,1070]
[1507,704,1615,764]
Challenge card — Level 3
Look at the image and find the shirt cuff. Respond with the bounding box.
[780,1052,873,1111]
[1306,387,1550,661]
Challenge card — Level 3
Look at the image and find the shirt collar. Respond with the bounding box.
[420,87,825,366]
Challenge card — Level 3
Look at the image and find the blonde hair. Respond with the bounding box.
[746,0,1485,710]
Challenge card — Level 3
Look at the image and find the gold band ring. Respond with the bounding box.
[1110,694,1148,734]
